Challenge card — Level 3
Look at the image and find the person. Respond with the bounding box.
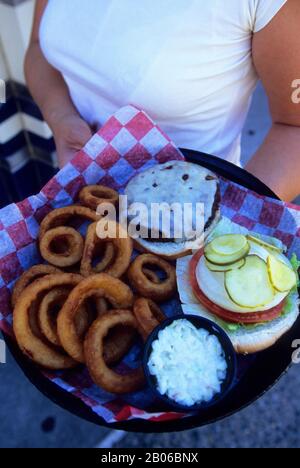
[25,0,300,201]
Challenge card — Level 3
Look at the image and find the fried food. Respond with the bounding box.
[94,297,109,316]
[39,205,98,239]
[103,325,136,366]
[89,296,136,366]
[133,298,165,341]
[80,222,133,278]
[11,265,61,308]
[57,274,134,363]
[11,184,178,395]
[79,185,119,211]
[84,310,145,394]
[142,268,161,285]
[13,274,83,369]
[127,254,177,302]
[94,243,115,273]
[40,227,84,267]
[38,287,92,347]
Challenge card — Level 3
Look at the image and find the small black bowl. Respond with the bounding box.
[143,315,237,413]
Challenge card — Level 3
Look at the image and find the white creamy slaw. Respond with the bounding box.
[148,319,228,407]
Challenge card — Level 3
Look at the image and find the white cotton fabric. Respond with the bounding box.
[40,0,287,165]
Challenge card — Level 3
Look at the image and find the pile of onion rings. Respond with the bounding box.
[11,184,178,394]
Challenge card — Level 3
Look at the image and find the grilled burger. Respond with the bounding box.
[124,161,221,260]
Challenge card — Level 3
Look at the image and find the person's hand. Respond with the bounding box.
[50,112,93,168]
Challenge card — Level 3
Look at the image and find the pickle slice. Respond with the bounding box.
[205,258,246,272]
[210,234,248,256]
[267,255,297,293]
[204,242,250,266]
[225,255,275,308]
[247,235,283,254]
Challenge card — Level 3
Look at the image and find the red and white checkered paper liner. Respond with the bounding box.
[0,105,299,424]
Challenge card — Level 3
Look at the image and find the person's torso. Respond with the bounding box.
[40,0,260,164]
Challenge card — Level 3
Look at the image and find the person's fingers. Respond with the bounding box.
[56,147,76,169]
[52,114,94,168]
[65,117,93,149]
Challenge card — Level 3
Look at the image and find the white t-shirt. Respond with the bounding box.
[40,0,287,165]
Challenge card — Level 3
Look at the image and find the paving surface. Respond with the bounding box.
[0,84,299,448]
[116,364,300,449]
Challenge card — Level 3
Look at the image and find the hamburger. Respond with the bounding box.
[124,161,221,260]
[177,219,300,353]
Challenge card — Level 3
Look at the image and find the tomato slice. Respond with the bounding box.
[189,249,285,324]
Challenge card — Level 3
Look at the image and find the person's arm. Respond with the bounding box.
[247,0,300,202]
[25,0,92,167]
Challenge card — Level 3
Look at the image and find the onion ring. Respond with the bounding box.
[57,274,134,363]
[95,297,109,316]
[127,254,177,302]
[11,265,61,308]
[28,302,45,340]
[79,185,119,211]
[13,274,83,369]
[38,287,92,347]
[39,205,98,240]
[133,298,165,341]
[94,243,115,273]
[84,310,145,394]
[93,297,136,365]
[103,325,136,366]
[142,268,161,285]
[40,227,84,267]
[85,296,136,365]
[80,222,133,278]
[38,288,132,364]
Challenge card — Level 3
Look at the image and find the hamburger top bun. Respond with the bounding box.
[124,161,221,259]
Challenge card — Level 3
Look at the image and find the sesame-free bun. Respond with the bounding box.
[125,161,221,259]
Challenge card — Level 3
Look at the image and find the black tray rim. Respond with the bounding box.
[2,149,298,434]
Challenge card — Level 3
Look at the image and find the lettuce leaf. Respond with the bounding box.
[290,253,300,289]
[220,291,298,333]
[282,291,298,317]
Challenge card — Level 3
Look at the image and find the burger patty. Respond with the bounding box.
[125,161,221,243]
[204,183,221,232]
[144,183,221,243]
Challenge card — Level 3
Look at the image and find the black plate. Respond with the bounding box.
[2,150,298,433]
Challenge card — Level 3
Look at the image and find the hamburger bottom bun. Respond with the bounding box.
[181,300,299,355]
[134,209,221,261]
[176,255,300,354]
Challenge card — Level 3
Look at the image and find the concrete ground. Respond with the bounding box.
[0,84,299,448]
